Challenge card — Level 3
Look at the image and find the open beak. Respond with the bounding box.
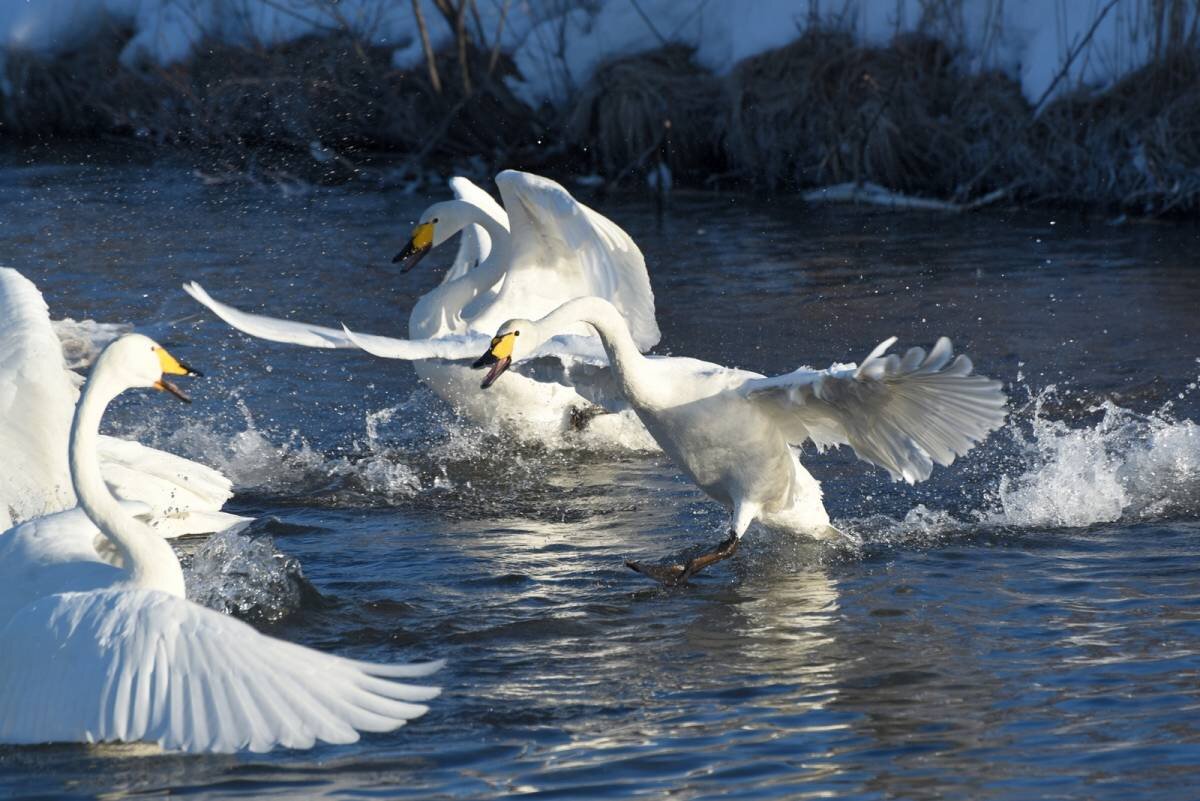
[154,378,192,403]
[393,222,434,273]
[473,351,511,389]
[154,347,200,403]
[472,332,516,389]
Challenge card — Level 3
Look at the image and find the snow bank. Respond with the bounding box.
[0,0,1186,106]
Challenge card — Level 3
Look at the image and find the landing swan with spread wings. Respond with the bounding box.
[470,297,1007,585]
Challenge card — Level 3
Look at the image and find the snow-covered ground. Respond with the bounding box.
[0,0,1185,106]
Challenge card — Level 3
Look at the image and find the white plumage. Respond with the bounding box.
[0,267,247,535]
[0,588,440,753]
[0,334,441,753]
[475,297,1007,583]
[184,172,660,447]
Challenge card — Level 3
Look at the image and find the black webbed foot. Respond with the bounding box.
[626,531,741,586]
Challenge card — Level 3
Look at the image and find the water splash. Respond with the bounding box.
[835,375,1200,548]
[124,370,1200,541]
[183,528,307,624]
[144,398,427,502]
[980,387,1200,528]
[52,317,131,369]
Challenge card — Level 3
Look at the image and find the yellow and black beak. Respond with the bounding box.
[153,346,201,403]
[472,332,517,389]
[393,221,435,273]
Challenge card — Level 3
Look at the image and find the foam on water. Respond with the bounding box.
[840,379,1200,547]
[981,388,1200,529]
[129,373,1200,546]
[144,398,429,502]
[51,317,131,369]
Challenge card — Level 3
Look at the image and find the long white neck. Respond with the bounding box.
[70,369,186,596]
[538,297,657,407]
[409,202,512,338]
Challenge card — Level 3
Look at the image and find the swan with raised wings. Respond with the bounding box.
[470,297,1007,585]
[183,171,659,448]
[0,267,247,535]
[0,334,441,753]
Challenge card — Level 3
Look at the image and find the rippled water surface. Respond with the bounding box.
[2,160,1200,800]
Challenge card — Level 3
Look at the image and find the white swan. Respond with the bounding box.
[0,334,441,753]
[0,268,247,535]
[183,171,660,447]
[470,297,1007,585]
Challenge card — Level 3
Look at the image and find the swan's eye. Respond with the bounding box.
[514,331,520,336]
[432,217,439,224]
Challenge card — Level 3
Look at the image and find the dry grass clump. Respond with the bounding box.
[0,22,537,183]
[0,26,136,138]
[565,45,723,183]
[1034,51,1200,214]
[722,29,1030,196]
[4,7,1200,214]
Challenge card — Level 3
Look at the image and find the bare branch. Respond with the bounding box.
[488,0,511,76]
[412,0,442,93]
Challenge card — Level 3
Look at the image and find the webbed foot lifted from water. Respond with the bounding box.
[626,531,740,586]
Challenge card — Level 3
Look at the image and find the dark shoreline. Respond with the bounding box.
[4,27,1200,217]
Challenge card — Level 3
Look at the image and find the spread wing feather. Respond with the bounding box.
[0,588,442,753]
[183,281,356,349]
[0,268,79,529]
[744,337,1006,483]
[1,270,244,535]
[494,171,660,352]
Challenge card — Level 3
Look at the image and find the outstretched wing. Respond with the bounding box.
[343,325,613,376]
[0,268,79,529]
[445,177,509,284]
[183,282,357,349]
[744,337,1006,483]
[341,326,491,361]
[0,270,247,535]
[0,588,443,753]
[494,171,660,351]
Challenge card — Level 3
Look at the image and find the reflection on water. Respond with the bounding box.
[1,162,1200,799]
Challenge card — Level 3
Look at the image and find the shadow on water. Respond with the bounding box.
[1,164,1200,799]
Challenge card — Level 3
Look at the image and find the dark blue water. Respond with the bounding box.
[1,161,1199,799]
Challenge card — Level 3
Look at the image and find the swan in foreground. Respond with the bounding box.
[0,334,441,753]
[0,268,247,535]
[470,297,1007,585]
[184,171,659,448]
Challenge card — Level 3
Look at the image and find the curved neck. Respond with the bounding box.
[409,203,512,337]
[540,297,654,405]
[70,369,186,596]
[447,205,511,304]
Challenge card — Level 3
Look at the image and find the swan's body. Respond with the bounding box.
[0,335,441,753]
[184,172,660,448]
[475,297,1007,583]
[0,268,247,535]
